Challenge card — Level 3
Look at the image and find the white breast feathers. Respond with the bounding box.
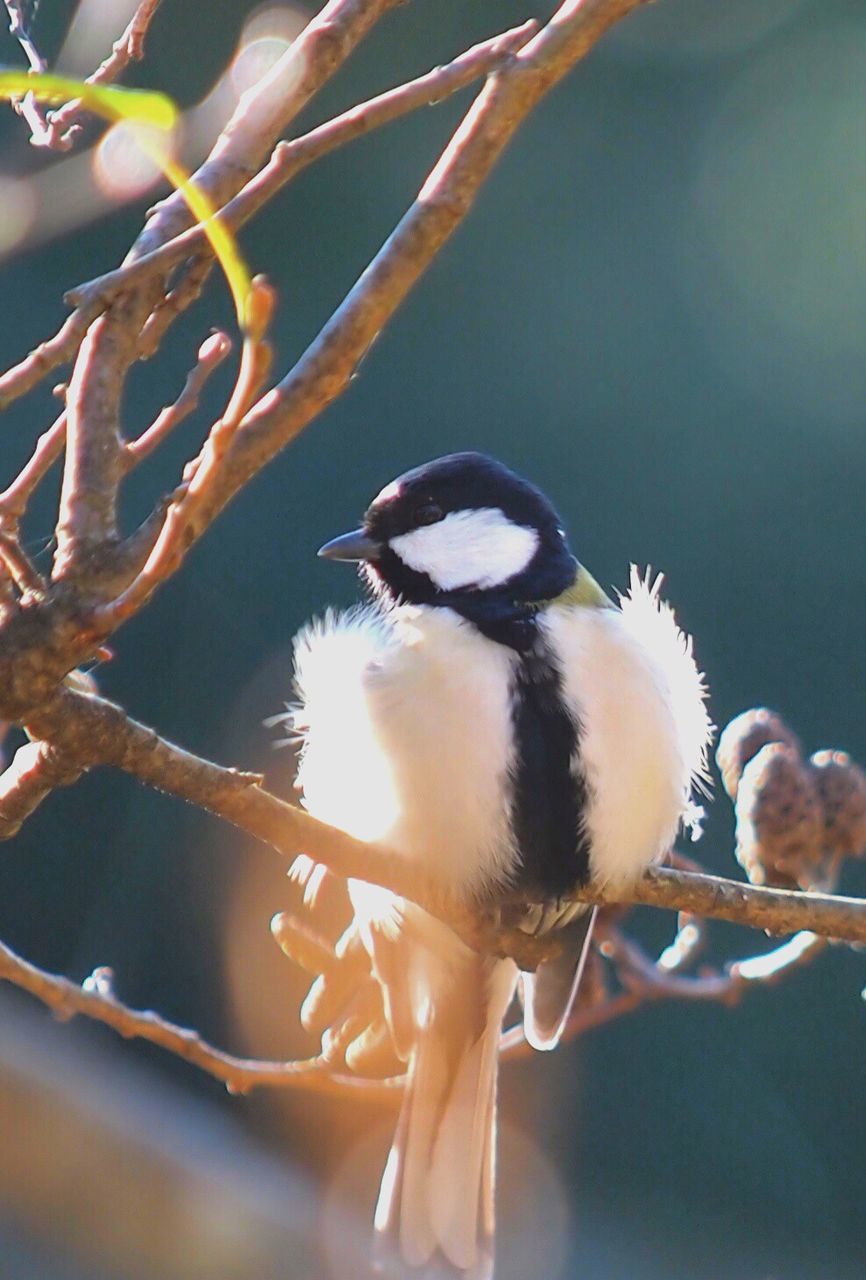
[544,566,711,892]
[291,604,521,902]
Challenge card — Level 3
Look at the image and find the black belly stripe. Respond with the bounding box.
[508,629,593,898]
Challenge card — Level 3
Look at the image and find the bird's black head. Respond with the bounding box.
[318,453,577,644]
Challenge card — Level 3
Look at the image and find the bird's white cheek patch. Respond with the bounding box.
[389,508,539,591]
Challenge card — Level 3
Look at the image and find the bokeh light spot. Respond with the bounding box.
[231,38,296,97]
[612,0,810,62]
[93,120,168,201]
[0,177,37,255]
[677,21,866,424]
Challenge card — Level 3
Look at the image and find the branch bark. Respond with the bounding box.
[76,0,651,613]
[19,687,866,955]
[50,0,403,585]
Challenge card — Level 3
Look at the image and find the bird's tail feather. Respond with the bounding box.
[374,958,515,1278]
[521,905,598,1052]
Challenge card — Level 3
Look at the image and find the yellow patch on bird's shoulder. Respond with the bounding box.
[549,564,614,610]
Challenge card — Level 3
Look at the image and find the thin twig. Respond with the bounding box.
[0,530,45,595]
[0,411,67,525]
[0,738,83,837]
[92,285,274,627]
[41,0,164,150]
[0,940,343,1096]
[0,307,100,414]
[3,0,54,145]
[499,925,829,1062]
[136,255,215,360]
[101,0,652,594]
[2,19,536,425]
[50,0,402,586]
[122,332,231,472]
[0,907,831,1097]
[67,20,541,316]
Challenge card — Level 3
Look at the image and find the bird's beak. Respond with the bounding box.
[317,528,382,562]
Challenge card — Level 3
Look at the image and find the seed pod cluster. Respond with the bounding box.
[716,708,801,801]
[809,749,866,861]
[717,709,866,889]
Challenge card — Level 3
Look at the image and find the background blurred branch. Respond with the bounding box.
[0,886,832,1098]
[40,0,165,150]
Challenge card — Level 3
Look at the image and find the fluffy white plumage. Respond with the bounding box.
[291,566,710,900]
[287,563,710,1277]
[544,566,711,891]
[292,602,520,900]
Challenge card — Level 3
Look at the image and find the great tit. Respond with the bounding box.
[289,452,710,1278]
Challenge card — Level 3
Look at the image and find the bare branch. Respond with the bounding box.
[19,687,866,957]
[0,881,830,1100]
[0,940,342,1096]
[107,0,651,594]
[122,332,232,472]
[54,309,131,570]
[0,530,45,596]
[0,738,83,837]
[49,0,402,586]
[41,0,164,150]
[67,20,541,317]
[3,0,55,145]
[3,17,536,430]
[0,411,67,525]
[622,865,863,942]
[0,307,100,413]
[136,255,215,360]
[499,926,828,1062]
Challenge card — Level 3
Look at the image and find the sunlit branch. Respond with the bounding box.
[0,896,831,1099]
[0,938,343,1096]
[41,0,165,150]
[0,411,67,525]
[20,687,866,957]
[122,331,232,472]
[66,20,540,318]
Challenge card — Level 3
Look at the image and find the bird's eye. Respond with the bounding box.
[414,502,444,526]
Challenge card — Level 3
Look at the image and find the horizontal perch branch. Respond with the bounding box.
[20,688,866,961]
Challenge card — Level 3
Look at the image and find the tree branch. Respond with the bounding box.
[0,738,83,837]
[0,942,342,1096]
[40,0,164,151]
[0,907,832,1099]
[67,20,541,318]
[0,410,67,525]
[3,0,54,144]
[122,331,232,472]
[50,0,403,585]
[0,306,100,412]
[89,0,651,606]
[19,687,866,955]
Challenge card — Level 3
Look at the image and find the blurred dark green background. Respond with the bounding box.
[1,1,865,1277]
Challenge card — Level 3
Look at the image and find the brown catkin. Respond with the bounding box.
[734,743,823,888]
[809,750,866,859]
[716,708,801,801]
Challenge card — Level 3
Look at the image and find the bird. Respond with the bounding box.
[287,451,711,1279]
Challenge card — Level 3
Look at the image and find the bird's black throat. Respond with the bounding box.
[504,617,593,898]
[368,556,593,896]
[433,596,592,896]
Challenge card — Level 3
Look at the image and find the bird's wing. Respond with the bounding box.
[520,906,597,1051]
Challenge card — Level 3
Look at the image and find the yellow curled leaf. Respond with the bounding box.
[0,70,176,128]
[0,69,255,333]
